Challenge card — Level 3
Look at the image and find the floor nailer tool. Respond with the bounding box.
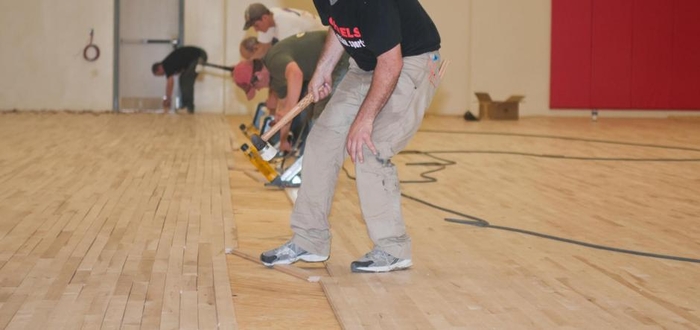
[239,96,312,186]
[239,103,271,140]
[251,93,315,161]
[237,102,304,187]
[240,143,282,185]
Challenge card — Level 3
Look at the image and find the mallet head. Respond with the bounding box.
[251,134,278,161]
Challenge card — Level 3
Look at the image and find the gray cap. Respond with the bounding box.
[243,3,271,30]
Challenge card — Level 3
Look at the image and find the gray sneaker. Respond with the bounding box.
[260,241,329,266]
[350,248,412,273]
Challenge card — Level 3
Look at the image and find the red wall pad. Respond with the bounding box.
[631,0,673,109]
[550,0,592,108]
[591,0,633,109]
[552,0,700,110]
[671,0,700,110]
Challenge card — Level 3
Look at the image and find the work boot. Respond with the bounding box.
[260,240,328,266]
[350,248,412,273]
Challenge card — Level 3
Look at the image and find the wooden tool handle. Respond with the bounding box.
[261,93,314,141]
[202,62,234,72]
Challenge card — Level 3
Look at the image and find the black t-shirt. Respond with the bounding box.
[313,0,440,71]
[161,46,206,77]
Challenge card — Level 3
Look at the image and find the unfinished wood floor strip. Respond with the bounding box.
[226,116,341,329]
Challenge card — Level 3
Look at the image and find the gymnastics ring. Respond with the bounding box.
[83,29,100,62]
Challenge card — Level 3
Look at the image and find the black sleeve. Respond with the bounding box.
[360,0,402,57]
[313,0,330,25]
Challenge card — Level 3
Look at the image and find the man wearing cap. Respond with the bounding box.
[233,31,348,152]
[239,37,270,61]
[259,0,443,273]
[151,46,207,113]
[242,3,325,59]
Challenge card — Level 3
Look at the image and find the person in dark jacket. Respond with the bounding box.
[152,46,208,113]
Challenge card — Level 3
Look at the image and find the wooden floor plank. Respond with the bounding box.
[0,113,237,329]
[226,115,340,329]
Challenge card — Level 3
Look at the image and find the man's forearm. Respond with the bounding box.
[266,91,279,114]
[315,28,346,75]
[285,62,304,107]
[356,45,403,123]
[277,97,293,151]
[165,76,174,99]
[279,123,292,149]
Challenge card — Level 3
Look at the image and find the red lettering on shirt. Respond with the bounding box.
[353,27,362,38]
[328,17,362,39]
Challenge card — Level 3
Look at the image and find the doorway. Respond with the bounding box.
[114,0,184,112]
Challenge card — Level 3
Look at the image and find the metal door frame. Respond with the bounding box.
[112,0,185,112]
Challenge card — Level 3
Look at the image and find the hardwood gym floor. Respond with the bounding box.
[0,113,237,329]
[228,115,700,329]
[0,111,698,329]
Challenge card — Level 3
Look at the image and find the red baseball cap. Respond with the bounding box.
[233,60,257,100]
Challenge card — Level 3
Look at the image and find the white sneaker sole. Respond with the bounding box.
[354,259,413,273]
[262,254,329,267]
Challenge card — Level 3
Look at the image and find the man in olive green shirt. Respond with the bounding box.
[234,30,348,152]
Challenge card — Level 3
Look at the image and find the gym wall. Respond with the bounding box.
[1,0,697,116]
[0,0,114,111]
[0,0,474,115]
[185,0,228,114]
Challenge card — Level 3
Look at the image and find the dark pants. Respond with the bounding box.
[179,50,207,113]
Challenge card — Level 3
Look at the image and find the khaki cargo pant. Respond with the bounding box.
[290,51,442,260]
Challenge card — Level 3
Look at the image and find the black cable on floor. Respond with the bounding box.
[401,193,700,264]
[413,150,700,162]
[339,132,700,264]
[417,129,700,153]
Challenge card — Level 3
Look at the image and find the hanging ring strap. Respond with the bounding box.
[83,29,100,62]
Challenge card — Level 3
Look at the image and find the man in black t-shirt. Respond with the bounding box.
[151,46,207,113]
[260,0,444,273]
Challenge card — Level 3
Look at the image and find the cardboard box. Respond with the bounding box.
[474,92,524,120]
